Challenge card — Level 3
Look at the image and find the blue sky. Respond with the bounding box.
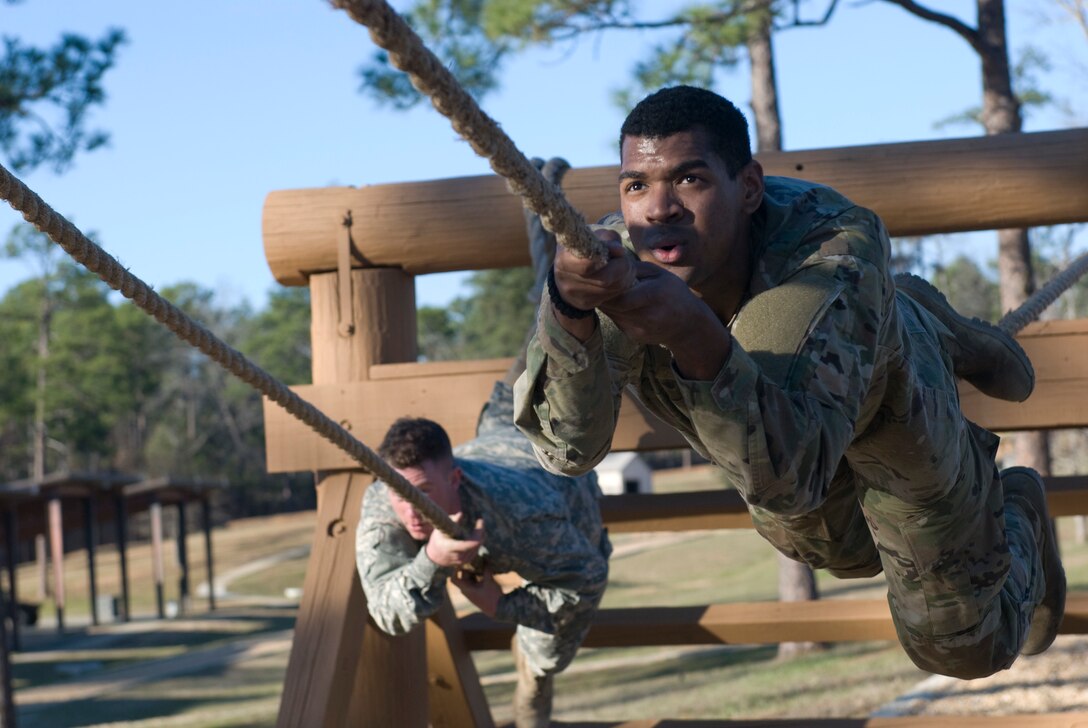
[1,1,1084,311]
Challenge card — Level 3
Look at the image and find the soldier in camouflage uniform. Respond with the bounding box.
[356,383,610,726]
[513,85,1065,679]
[356,152,610,725]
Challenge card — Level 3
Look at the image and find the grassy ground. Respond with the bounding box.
[10,468,1088,726]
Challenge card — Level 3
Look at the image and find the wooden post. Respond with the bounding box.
[4,509,20,651]
[276,267,422,728]
[34,534,46,603]
[47,497,64,633]
[150,498,165,619]
[176,502,190,613]
[85,497,99,626]
[201,497,216,611]
[114,493,131,622]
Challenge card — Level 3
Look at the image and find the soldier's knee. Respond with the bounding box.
[897,622,1017,680]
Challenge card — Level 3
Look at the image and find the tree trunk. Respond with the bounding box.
[976,0,1053,479]
[746,2,823,659]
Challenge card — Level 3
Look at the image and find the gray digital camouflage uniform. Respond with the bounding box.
[513,176,1046,678]
[356,381,612,677]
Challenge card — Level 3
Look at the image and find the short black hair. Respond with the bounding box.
[620,85,753,177]
[379,417,453,469]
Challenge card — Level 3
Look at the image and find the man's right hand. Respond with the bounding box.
[425,515,484,569]
[550,229,638,340]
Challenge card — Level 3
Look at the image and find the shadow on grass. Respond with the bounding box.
[11,604,297,692]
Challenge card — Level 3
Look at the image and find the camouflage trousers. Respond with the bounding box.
[744,290,1045,679]
[514,579,606,677]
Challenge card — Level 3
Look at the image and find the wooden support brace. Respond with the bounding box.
[426,598,495,728]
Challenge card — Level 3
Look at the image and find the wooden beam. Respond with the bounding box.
[461,592,1088,651]
[554,713,1088,727]
[261,128,1088,286]
[426,599,495,728]
[263,320,1088,473]
[597,476,1088,533]
[277,269,426,728]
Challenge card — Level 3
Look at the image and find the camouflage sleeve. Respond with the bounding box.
[681,237,891,515]
[355,488,452,635]
[513,287,630,476]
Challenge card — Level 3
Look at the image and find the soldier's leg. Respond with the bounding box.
[749,460,881,578]
[851,293,1052,679]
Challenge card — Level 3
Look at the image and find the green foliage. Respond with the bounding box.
[456,265,538,358]
[932,44,1055,131]
[359,1,791,112]
[359,0,510,108]
[931,254,1000,323]
[0,229,315,514]
[0,26,126,172]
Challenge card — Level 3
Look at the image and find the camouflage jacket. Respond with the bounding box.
[356,409,610,637]
[514,176,911,516]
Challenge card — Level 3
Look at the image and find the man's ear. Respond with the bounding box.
[450,466,463,491]
[740,159,765,214]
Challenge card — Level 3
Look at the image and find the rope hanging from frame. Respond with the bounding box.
[330,0,609,265]
[0,161,467,541]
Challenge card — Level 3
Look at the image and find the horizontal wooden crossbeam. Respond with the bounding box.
[598,475,1088,533]
[461,592,1088,651]
[549,713,1088,727]
[263,319,1088,473]
[262,128,1088,286]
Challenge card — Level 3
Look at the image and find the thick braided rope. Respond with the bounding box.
[998,250,1088,336]
[332,0,607,265]
[0,161,466,540]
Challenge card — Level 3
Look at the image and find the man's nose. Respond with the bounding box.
[646,185,682,222]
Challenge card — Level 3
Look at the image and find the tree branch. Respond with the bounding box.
[880,0,983,53]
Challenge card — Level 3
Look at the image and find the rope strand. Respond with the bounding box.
[999,251,1088,336]
[0,161,467,541]
[331,0,607,265]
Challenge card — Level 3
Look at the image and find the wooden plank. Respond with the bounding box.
[959,319,1088,431]
[552,713,1088,727]
[462,592,1088,651]
[597,476,1088,533]
[263,377,686,473]
[261,128,1088,286]
[263,321,1088,473]
[426,599,495,728]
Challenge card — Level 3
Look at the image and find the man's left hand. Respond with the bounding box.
[451,568,502,618]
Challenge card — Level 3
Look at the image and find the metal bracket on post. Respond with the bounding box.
[337,210,355,338]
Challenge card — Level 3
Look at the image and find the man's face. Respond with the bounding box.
[619,127,763,314]
[389,457,461,541]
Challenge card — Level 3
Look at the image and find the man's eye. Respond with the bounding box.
[623,181,644,193]
[679,175,699,184]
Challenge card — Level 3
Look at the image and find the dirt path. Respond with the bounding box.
[873,634,1088,717]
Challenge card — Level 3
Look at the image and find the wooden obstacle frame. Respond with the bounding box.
[261,128,1088,727]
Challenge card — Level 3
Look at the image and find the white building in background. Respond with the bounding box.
[593,452,652,495]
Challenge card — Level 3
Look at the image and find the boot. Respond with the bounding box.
[511,637,554,728]
[1001,466,1066,655]
[894,273,1035,402]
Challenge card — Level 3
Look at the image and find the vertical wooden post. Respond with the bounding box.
[85,497,99,626]
[47,497,64,633]
[277,267,422,728]
[176,502,190,613]
[150,498,165,619]
[34,534,46,603]
[201,497,216,611]
[4,509,20,651]
[114,493,131,622]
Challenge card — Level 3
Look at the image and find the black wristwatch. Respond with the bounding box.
[547,268,594,319]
